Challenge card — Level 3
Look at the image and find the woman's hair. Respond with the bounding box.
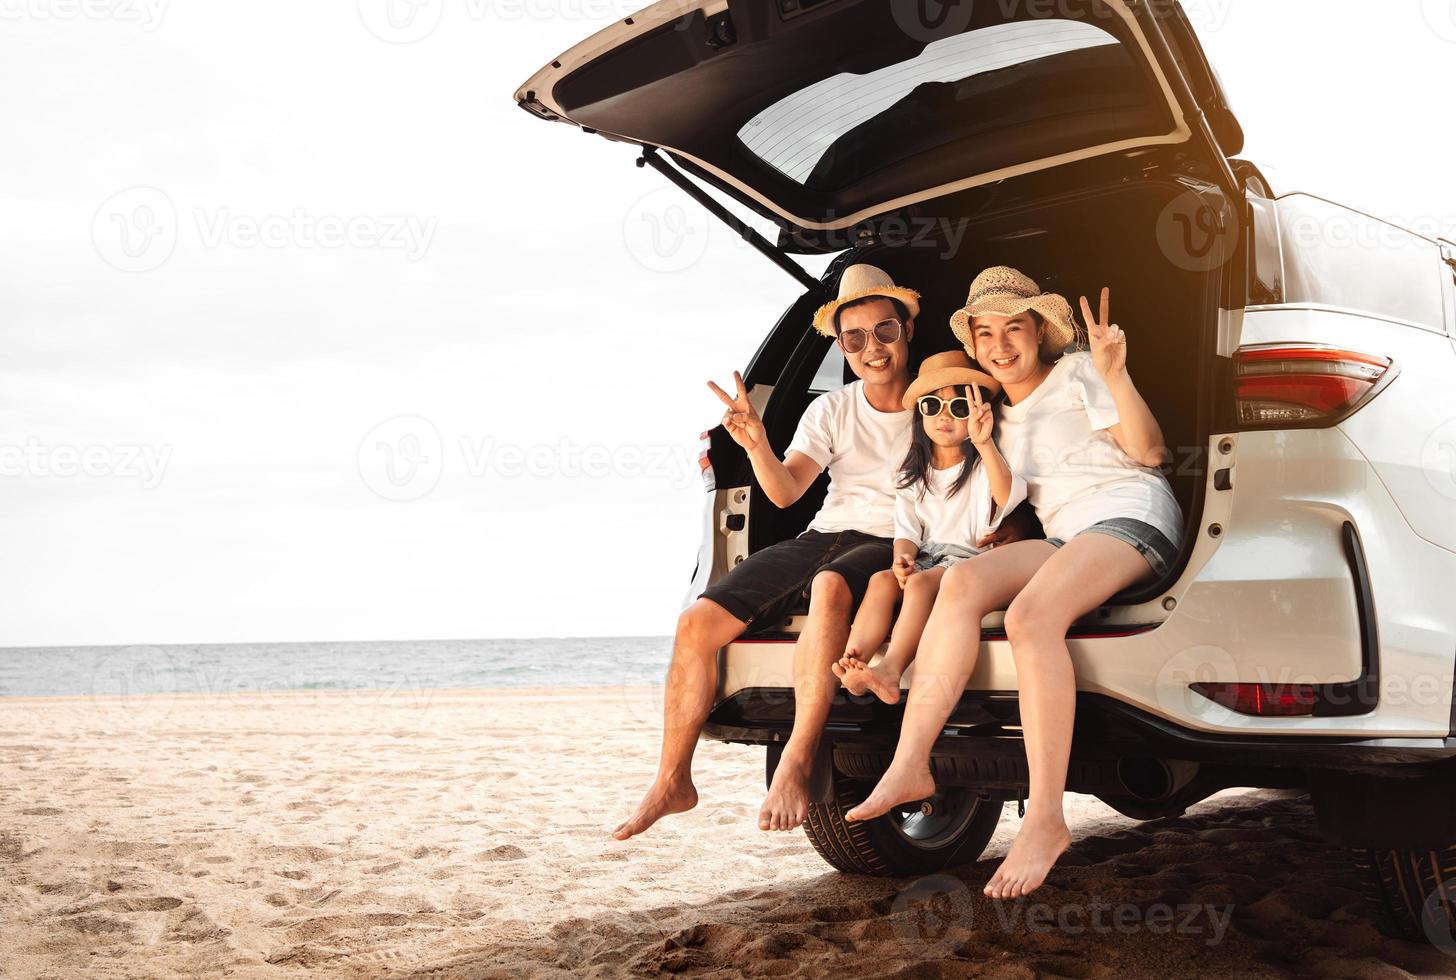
[898,384,980,500]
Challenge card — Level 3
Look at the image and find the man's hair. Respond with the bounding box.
[833,295,911,336]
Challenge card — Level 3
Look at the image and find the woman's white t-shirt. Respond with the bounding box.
[785,381,913,538]
[893,459,1028,550]
[995,352,1182,544]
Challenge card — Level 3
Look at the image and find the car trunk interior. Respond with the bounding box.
[744,175,1225,625]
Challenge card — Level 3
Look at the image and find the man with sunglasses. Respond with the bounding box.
[612,265,923,842]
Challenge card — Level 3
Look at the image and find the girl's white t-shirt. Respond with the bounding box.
[995,352,1182,544]
[893,459,1028,550]
[785,381,913,537]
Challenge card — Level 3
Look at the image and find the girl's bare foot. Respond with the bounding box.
[983,812,1072,899]
[832,656,871,695]
[611,776,698,840]
[833,658,903,703]
[844,762,935,822]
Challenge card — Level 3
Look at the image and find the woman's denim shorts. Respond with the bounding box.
[1046,517,1179,577]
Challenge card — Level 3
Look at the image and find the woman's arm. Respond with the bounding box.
[1081,288,1169,468]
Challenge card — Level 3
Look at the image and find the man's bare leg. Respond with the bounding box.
[845,543,1055,822]
[612,598,746,840]
[758,570,852,831]
[983,534,1151,898]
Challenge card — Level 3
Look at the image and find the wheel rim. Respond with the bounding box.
[884,787,984,850]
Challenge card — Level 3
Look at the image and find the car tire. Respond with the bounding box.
[1356,846,1456,946]
[803,767,1004,877]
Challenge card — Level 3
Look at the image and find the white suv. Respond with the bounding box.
[518,0,1456,943]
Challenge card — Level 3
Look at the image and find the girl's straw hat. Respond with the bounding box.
[903,351,1002,411]
[949,266,1081,359]
[812,264,922,338]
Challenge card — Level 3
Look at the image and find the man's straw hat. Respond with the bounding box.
[903,351,1002,411]
[812,264,921,338]
[949,266,1081,360]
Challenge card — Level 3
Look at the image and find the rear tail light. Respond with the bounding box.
[1190,681,1317,717]
[699,430,715,491]
[1234,345,1393,429]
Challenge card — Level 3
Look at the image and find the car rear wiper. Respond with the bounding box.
[637,148,824,294]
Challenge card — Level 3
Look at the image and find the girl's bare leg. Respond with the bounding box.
[833,570,901,697]
[845,542,1056,821]
[983,533,1154,899]
[842,566,947,705]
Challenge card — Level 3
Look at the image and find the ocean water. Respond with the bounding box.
[0,637,674,698]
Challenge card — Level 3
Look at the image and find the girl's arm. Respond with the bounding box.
[967,386,1014,508]
[1081,288,1169,468]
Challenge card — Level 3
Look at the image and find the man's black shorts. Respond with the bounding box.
[699,530,894,633]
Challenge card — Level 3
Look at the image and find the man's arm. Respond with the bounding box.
[709,370,823,509]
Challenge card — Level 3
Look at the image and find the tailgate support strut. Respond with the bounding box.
[637,148,823,294]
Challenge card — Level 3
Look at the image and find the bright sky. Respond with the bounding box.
[2,0,1453,646]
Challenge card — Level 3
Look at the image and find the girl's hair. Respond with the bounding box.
[898,384,980,500]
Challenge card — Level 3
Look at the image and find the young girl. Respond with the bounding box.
[831,350,1026,705]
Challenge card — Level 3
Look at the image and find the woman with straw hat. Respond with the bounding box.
[844,267,1182,903]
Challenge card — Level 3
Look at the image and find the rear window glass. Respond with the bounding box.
[738,20,1123,187]
[1277,195,1446,331]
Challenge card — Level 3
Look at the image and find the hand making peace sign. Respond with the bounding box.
[707,371,765,453]
[1081,287,1128,381]
[967,383,995,449]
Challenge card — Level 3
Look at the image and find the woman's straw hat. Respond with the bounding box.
[812,264,921,338]
[903,351,1002,411]
[949,266,1081,359]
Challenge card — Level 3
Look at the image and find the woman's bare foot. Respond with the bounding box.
[611,775,698,840]
[844,762,935,822]
[983,812,1072,899]
[759,752,812,831]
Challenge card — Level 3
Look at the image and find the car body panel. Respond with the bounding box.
[515,0,1241,233]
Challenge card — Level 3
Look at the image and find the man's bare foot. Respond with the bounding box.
[983,811,1072,899]
[759,753,812,831]
[844,762,935,822]
[611,776,698,841]
[838,659,903,704]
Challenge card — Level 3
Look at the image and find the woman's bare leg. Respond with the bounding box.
[840,566,947,705]
[845,542,1057,821]
[983,533,1154,898]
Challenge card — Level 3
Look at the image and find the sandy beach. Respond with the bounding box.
[2,685,1453,978]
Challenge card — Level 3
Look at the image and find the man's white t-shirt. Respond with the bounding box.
[786,381,913,537]
[893,460,1029,550]
[995,352,1182,544]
